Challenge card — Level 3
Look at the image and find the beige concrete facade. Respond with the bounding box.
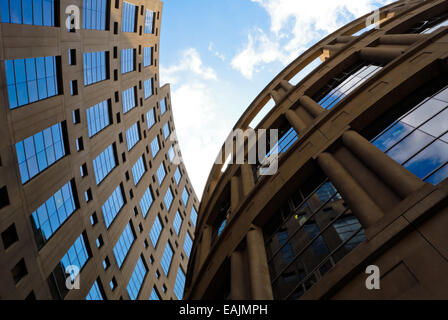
[185,0,448,300]
[0,0,198,300]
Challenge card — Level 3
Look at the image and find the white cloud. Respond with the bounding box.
[232,0,395,78]
[208,42,226,61]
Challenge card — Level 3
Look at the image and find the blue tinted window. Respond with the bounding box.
[183,232,193,258]
[182,187,189,206]
[83,51,107,86]
[126,122,140,151]
[150,137,160,158]
[174,167,182,185]
[31,181,77,248]
[156,162,166,185]
[86,280,104,300]
[163,122,171,140]
[101,185,124,228]
[121,48,135,74]
[173,211,183,235]
[149,215,162,247]
[333,216,366,250]
[60,233,90,275]
[93,144,116,184]
[161,242,173,275]
[127,256,147,300]
[149,287,160,300]
[139,186,153,218]
[164,187,174,211]
[83,0,107,30]
[174,268,186,300]
[144,9,154,34]
[87,100,110,137]
[144,78,153,99]
[190,207,198,227]
[122,2,137,32]
[113,223,135,268]
[277,230,295,263]
[146,108,156,129]
[160,98,167,115]
[132,156,146,185]
[122,86,136,114]
[5,56,59,109]
[304,224,329,256]
[1,0,55,26]
[168,146,175,163]
[16,122,66,184]
[143,47,153,67]
[217,219,226,237]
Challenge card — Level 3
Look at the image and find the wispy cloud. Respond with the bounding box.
[208,42,226,61]
[232,0,395,79]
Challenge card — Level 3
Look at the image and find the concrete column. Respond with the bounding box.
[379,34,425,45]
[241,163,255,196]
[285,109,307,135]
[280,80,294,91]
[299,96,325,118]
[230,175,241,218]
[342,130,424,199]
[246,227,274,300]
[359,47,403,64]
[230,250,247,300]
[197,225,212,273]
[317,152,384,228]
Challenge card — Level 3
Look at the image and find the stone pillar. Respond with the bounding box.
[317,152,384,228]
[279,80,294,91]
[196,226,212,273]
[230,250,247,300]
[379,34,424,45]
[241,163,255,196]
[359,47,403,64]
[246,227,274,300]
[342,130,424,199]
[299,96,325,118]
[230,175,241,219]
[285,109,307,135]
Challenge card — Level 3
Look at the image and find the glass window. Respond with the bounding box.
[304,224,329,256]
[87,100,110,137]
[86,280,104,300]
[127,256,148,300]
[122,87,136,114]
[31,181,77,249]
[183,232,193,258]
[149,287,160,300]
[164,187,174,211]
[150,137,160,158]
[126,122,141,151]
[83,51,107,86]
[131,156,146,185]
[161,242,173,275]
[277,230,295,263]
[160,98,167,115]
[83,0,107,30]
[174,268,186,300]
[372,86,448,185]
[122,1,137,32]
[0,0,56,26]
[113,223,135,268]
[163,122,171,140]
[174,167,182,185]
[93,144,116,184]
[168,146,175,163]
[333,216,366,250]
[173,211,183,235]
[190,207,198,227]
[149,215,162,247]
[16,122,66,184]
[5,56,59,109]
[60,233,90,273]
[156,162,166,185]
[144,78,153,99]
[143,47,153,67]
[144,9,154,34]
[146,108,156,129]
[139,186,153,218]
[217,219,226,237]
[101,185,124,228]
[121,48,135,74]
[182,187,189,206]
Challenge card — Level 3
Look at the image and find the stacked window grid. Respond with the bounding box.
[101,185,124,228]
[93,144,116,185]
[139,187,153,218]
[113,223,135,268]
[87,100,111,137]
[149,216,163,247]
[126,122,141,151]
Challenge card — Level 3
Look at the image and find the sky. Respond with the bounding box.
[159,0,396,198]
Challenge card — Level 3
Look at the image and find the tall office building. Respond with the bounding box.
[0,0,199,300]
[185,0,448,300]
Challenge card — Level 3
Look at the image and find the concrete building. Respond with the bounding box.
[0,0,199,300]
[185,0,448,300]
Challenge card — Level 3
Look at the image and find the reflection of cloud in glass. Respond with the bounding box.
[404,140,448,179]
[387,129,433,164]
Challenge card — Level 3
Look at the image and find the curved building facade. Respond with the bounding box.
[185,0,448,300]
[0,0,199,300]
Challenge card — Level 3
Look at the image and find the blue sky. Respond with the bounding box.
[159,0,395,197]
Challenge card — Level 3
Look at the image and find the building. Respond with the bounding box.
[0,0,199,300]
[184,0,448,300]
